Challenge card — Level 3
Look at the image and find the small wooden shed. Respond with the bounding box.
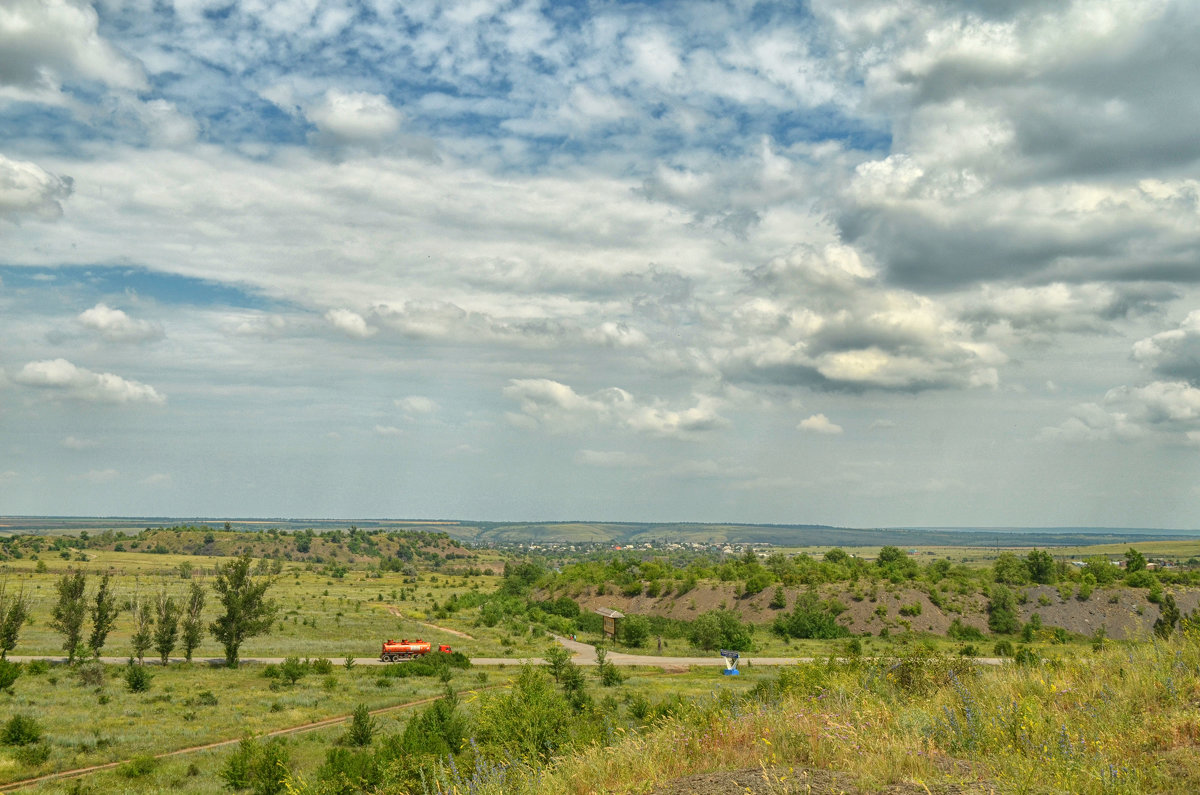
[594,607,625,639]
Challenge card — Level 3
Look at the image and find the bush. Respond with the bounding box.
[117,755,159,778]
[25,660,49,676]
[124,664,153,693]
[993,640,1014,657]
[14,742,50,766]
[691,609,755,650]
[221,736,290,795]
[947,618,985,641]
[279,656,307,686]
[771,593,848,640]
[2,714,42,746]
[76,661,105,687]
[0,659,21,692]
[346,703,377,747]
[620,614,651,647]
[311,657,334,675]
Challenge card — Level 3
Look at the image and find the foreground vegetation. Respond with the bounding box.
[2,524,1200,792]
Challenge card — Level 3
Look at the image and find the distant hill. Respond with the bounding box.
[3,516,1198,548]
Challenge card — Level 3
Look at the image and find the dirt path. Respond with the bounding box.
[385,606,476,639]
[0,688,495,793]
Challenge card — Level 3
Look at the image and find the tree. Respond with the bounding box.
[543,644,572,683]
[130,596,154,665]
[153,589,180,664]
[1125,548,1147,574]
[209,553,278,667]
[987,584,1021,634]
[619,614,650,647]
[87,573,120,657]
[1025,549,1057,584]
[993,553,1030,585]
[1154,592,1181,639]
[180,582,206,661]
[50,569,88,662]
[0,582,30,659]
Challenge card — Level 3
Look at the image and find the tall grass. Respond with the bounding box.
[429,631,1200,794]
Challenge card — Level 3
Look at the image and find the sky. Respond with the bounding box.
[2,0,1200,528]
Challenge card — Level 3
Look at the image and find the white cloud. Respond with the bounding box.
[798,413,843,435]
[61,435,97,449]
[396,396,439,415]
[1132,311,1200,384]
[14,359,165,404]
[77,303,165,342]
[1043,381,1200,443]
[0,155,73,221]
[503,378,727,439]
[373,425,403,437]
[574,449,650,468]
[307,89,402,147]
[81,468,118,483]
[0,0,145,101]
[325,308,375,338]
[141,473,172,485]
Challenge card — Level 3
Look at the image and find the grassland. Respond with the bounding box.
[2,526,1200,793]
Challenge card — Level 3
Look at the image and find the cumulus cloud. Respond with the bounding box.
[81,468,118,483]
[373,425,403,437]
[798,413,843,434]
[0,0,145,101]
[307,89,402,148]
[14,358,165,404]
[574,449,650,468]
[1043,381,1200,443]
[1132,311,1200,384]
[77,303,164,342]
[718,279,1006,393]
[0,155,73,222]
[503,378,727,439]
[325,308,375,338]
[61,435,97,449]
[396,396,439,415]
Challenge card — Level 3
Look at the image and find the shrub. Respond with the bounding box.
[76,661,105,687]
[25,660,49,676]
[14,742,50,766]
[947,618,985,641]
[124,664,153,693]
[221,736,290,795]
[279,656,307,686]
[0,659,21,692]
[899,602,922,617]
[771,593,848,640]
[117,755,159,778]
[769,587,787,610]
[619,614,650,647]
[2,714,42,746]
[692,609,755,650]
[311,657,334,675]
[346,703,377,747]
[993,640,1014,657]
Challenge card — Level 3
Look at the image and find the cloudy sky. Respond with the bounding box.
[2,0,1200,527]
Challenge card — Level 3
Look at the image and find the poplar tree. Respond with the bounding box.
[50,569,88,662]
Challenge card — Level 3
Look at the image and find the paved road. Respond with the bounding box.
[9,638,1004,669]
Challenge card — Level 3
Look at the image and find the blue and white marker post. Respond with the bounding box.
[720,649,740,675]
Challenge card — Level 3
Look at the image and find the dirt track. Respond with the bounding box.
[0,687,498,793]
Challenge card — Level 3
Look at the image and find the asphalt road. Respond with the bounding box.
[9,635,1004,668]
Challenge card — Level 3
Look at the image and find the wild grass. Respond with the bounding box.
[446,632,1200,794]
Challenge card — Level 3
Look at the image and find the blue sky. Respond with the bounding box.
[3,0,1200,526]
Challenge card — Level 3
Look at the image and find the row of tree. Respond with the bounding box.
[37,553,276,667]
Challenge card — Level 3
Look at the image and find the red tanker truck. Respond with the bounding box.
[379,638,452,662]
